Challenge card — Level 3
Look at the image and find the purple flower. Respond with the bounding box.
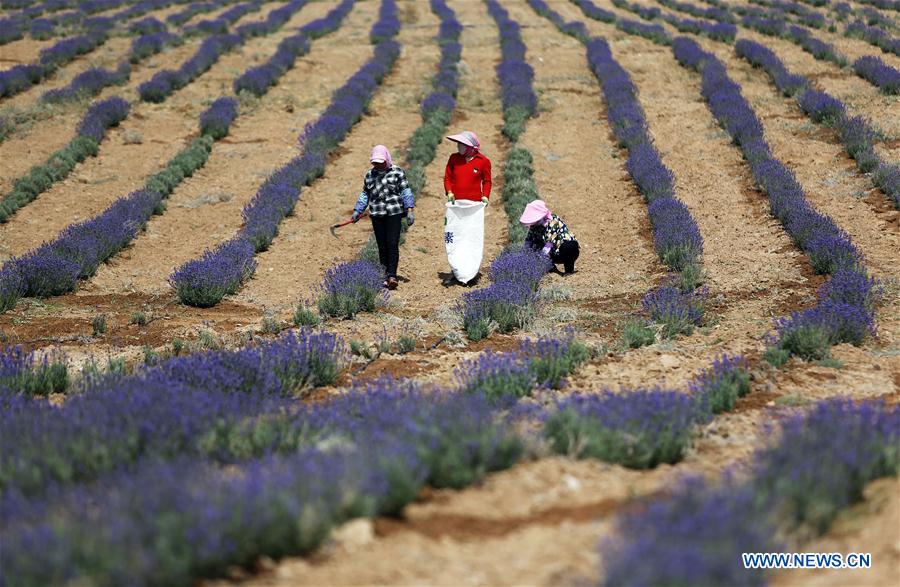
[798,89,845,124]
[317,260,385,318]
[642,285,706,337]
[169,238,257,307]
[545,389,702,467]
[199,96,238,139]
[76,96,130,142]
[488,248,551,289]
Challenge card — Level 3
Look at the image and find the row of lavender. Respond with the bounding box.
[533,0,709,339]
[0,0,358,311]
[0,0,309,225]
[169,1,401,308]
[0,0,207,44]
[0,323,760,584]
[600,398,899,585]
[572,2,899,206]
[672,37,879,362]
[735,39,899,208]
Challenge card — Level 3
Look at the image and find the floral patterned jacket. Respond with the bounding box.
[524,214,576,255]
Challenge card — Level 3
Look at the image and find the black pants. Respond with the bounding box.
[371,214,403,279]
[551,240,580,273]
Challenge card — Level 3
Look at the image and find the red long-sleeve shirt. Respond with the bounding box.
[443,153,492,201]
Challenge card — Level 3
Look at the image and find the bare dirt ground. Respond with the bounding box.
[2,0,898,585]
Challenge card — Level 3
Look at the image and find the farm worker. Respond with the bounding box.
[444,131,492,204]
[351,145,415,290]
[520,200,580,274]
[443,131,491,284]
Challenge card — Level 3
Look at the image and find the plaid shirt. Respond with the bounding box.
[355,165,414,217]
[525,214,576,254]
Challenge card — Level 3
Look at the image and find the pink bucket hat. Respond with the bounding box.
[446,130,480,149]
[520,200,551,226]
[370,144,392,166]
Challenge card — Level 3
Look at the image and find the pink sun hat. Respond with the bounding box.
[370,144,392,166]
[446,130,480,149]
[520,200,551,226]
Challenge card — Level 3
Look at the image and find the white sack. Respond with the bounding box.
[444,200,485,284]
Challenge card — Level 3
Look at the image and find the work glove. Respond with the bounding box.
[447,192,455,203]
[541,243,553,258]
[481,196,489,206]
[406,210,415,227]
[351,211,361,223]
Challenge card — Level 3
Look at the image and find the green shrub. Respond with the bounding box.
[621,319,655,348]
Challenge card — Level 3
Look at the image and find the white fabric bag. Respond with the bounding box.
[444,200,485,284]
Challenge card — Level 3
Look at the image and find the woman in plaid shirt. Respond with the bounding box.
[352,145,415,289]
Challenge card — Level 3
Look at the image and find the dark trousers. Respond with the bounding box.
[371,214,403,279]
[551,240,580,273]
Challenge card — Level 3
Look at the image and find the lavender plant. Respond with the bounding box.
[642,285,706,337]
[544,390,702,468]
[688,354,750,415]
[317,260,386,319]
[170,238,257,307]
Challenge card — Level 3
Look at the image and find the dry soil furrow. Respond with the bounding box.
[82,0,375,296]
[0,0,326,258]
[501,0,658,303]
[385,0,512,317]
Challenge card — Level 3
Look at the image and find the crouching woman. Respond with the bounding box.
[352,145,415,289]
[520,200,580,274]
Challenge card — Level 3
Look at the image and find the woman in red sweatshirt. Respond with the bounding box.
[444,131,491,203]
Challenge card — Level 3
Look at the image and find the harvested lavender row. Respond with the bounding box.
[485,0,538,142]
[138,0,308,102]
[233,0,354,96]
[357,0,461,262]
[736,39,900,208]
[600,399,899,585]
[0,96,128,225]
[171,2,401,308]
[673,37,879,361]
